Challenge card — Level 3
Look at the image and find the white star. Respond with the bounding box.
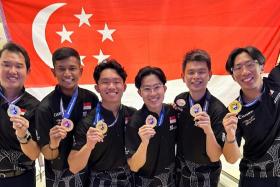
[93,50,110,64]
[80,56,86,66]
[56,25,73,43]
[74,8,93,27]
[97,23,116,42]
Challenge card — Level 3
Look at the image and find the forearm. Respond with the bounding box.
[127,142,148,172]
[223,136,241,164]
[68,145,92,174]
[41,144,59,160]
[206,132,222,162]
[20,140,40,160]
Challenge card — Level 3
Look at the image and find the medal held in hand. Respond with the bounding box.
[61,118,74,132]
[96,120,108,134]
[7,104,21,117]
[228,100,242,114]
[145,115,157,128]
[190,104,202,126]
[190,104,202,117]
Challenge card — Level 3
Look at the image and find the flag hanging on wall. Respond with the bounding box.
[1,0,280,87]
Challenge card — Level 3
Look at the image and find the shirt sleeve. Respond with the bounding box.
[210,102,227,148]
[72,112,92,151]
[35,104,54,147]
[125,113,142,159]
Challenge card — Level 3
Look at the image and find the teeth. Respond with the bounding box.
[243,77,253,82]
[64,79,73,83]
[8,77,18,81]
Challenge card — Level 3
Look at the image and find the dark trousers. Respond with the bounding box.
[239,176,280,187]
[0,169,35,187]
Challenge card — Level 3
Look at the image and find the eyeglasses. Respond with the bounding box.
[140,83,164,93]
[98,78,123,87]
[231,60,258,74]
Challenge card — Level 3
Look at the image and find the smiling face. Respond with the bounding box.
[95,68,126,106]
[231,52,263,93]
[52,56,82,96]
[182,61,211,97]
[0,50,29,93]
[138,74,166,114]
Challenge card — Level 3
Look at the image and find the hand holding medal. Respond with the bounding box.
[190,104,202,126]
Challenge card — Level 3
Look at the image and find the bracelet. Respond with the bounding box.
[17,130,32,144]
[225,136,236,144]
[49,144,59,151]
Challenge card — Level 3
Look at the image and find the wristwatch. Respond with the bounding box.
[17,130,32,144]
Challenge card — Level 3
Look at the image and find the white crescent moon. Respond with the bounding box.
[32,3,66,68]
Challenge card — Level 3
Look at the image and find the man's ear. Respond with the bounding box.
[232,74,236,81]
[51,68,56,77]
[181,73,185,83]
[209,70,212,81]
[95,84,100,93]
[137,89,142,97]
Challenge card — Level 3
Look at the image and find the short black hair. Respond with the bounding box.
[93,59,127,83]
[225,46,265,74]
[182,49,211,72]
[0,41,30,71]
[135,66,167,89]
[52,47,81,67]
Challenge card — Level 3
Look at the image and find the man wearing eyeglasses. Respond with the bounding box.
[223,46,280,187]
[125,66,177,187]
[174,49,227,187]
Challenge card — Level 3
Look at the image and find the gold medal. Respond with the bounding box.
[96,120,108,134]
[145,115,157,128]
[61,118,74,132]
[228,100,242,114]
[190,104,202,117]
[7,104,21,117]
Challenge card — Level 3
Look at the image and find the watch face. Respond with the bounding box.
[17,131,32,144]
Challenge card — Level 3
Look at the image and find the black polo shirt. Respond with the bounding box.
[0,88,39,170]
[125,104,177,178]
[72,104,136,172]
[36,86,98,181]
[268,64,280,91]
[236,78,280,178]
[174,90,227,164]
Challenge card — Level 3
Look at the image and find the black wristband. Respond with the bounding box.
[49,144,59,151]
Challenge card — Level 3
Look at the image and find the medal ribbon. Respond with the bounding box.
[188,91,211,113]
[93,102,120,127]
[60,87,78,119]
[0,88,24,105]
[238,87,265,107]
[157,106,165,127]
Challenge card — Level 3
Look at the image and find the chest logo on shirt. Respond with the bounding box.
[242,115,256,126]
[83,102,92,110]
[82,102,92,117]
[237,110,253,120]
[169,115,177,131]
[53,111,63,118]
